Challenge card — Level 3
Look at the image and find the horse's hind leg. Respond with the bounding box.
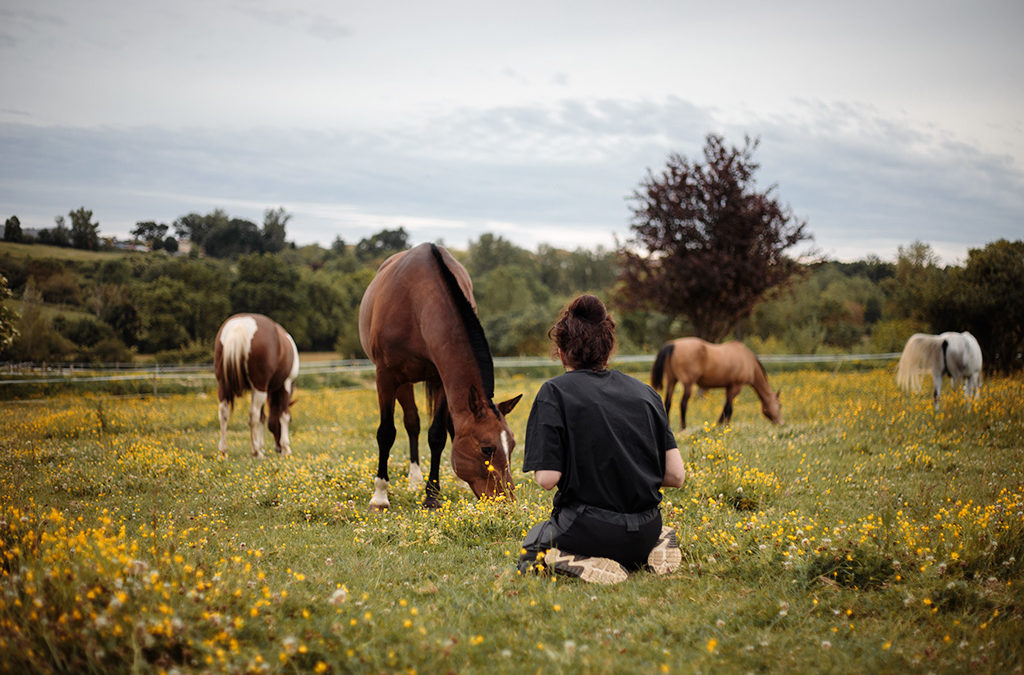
[249,390,268,458]
[217,399,231,459]
[370,379,399,511]
[931,369,943,409]
[718,384,742,425]
[396,383,423,490]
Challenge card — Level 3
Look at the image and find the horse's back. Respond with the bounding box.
[216,313,295,397]
[672,338,759,386]
[359,244,473,370]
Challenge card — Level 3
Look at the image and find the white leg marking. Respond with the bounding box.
[218,400,231,459]
[250,390,268,458]
[279,410,292,456]
[408,462,424,490]
[370,477,390,509]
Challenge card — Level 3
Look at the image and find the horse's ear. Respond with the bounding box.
[497,394,523,416]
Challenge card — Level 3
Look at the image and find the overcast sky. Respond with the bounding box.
[1,0,1021,263]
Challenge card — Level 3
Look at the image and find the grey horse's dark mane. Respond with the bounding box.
[429,244,495,401]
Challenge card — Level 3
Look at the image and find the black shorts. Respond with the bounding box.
[519,502,662,572]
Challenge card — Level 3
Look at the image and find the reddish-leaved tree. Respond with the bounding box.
[618,134,811,342]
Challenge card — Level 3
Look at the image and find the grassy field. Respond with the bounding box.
[1,368,1022,673]
[0,241,138,263]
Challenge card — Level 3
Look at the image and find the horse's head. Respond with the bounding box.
[451,393,523,500]
[762,389,782,425]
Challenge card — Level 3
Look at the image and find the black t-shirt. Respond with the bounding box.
[522,369,677,513]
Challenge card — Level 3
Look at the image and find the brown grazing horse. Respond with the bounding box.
[359,243,522,510]
[214,313,299,459]
[650,337,781,430]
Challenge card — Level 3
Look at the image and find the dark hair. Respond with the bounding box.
[548,294,616,371]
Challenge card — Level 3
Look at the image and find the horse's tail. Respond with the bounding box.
[217,318,254,408]
[896,333,943,392]
[650,342,674,392]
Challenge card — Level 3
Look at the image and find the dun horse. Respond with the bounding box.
[650,337,782,430]
[896,331,982,408]
[359,243,521,510]
[214,313,299,459]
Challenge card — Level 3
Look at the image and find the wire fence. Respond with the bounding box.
[0,352,901,388]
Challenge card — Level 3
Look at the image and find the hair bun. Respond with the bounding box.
[569,294,607,324]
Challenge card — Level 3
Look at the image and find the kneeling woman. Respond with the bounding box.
[518,294,685,584]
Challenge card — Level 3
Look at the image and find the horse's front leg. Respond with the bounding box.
[217,398,231,459]
[424,398,450,510]
[396,383,423,490]
[718,384,742,425]
[679,383,692,431]
[370,381,398,511]
[248,390,268,458]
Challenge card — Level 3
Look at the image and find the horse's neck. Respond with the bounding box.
[750,366,774,402]
[428,345,488,420]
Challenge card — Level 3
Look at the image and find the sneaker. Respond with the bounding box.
[646,526,681,575]
[543,548,629,585]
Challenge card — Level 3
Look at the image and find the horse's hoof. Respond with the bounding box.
[422,497,442,510]
[369,503,388,513]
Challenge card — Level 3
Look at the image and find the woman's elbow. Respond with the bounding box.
[663,466,685,488]
[534,470,561,490]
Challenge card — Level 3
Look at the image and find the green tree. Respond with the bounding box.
[465,234,532,278]
[617,134,811,341]
[929,239,1024,371]
[355,228,409,262]
[9,279,74,361]
[38,215,71,247]
[139,257,231,347]
[131,221,169,250]
[883,241,945,323]
[203,218,263,258]
[134,278,194,351]
[68,207,100,251]
[0,274,18,355]
[262,207,290,254]
[3,216,22,243]
[229,254,307,346]
[173,210,226,247]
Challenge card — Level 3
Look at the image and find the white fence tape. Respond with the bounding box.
[0,353,901,386]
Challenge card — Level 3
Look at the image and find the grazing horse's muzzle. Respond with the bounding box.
[466,469,516,502]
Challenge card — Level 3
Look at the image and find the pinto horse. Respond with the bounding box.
[359,243,522,510]
[650,337,782,430]
[214,313,299,459]
[896,331,982,408]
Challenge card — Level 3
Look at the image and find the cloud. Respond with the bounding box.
[1,97,1021,261]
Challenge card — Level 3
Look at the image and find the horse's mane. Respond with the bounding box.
[429,244,496,400]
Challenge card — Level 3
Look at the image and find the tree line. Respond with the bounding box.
[2,134,1021,370]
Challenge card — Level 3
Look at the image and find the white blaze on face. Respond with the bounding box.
[500,430,510,463]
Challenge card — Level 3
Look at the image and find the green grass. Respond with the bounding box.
[0,241,138,262]
[1,369,1022,673]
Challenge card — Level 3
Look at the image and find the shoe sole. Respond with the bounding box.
[545,548,629,584]
[647,526,682,575]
